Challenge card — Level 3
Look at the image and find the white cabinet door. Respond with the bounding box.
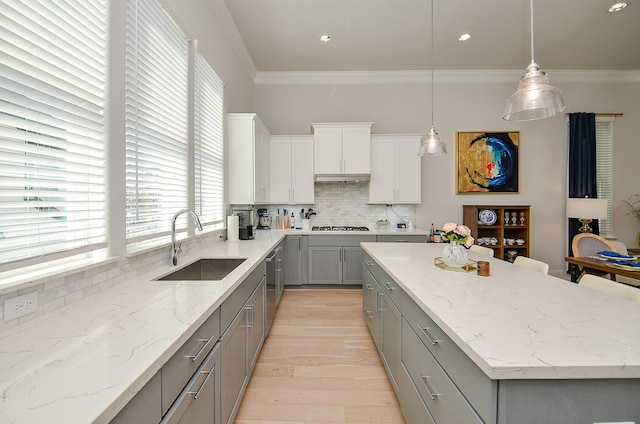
[269,136,314,204]
[312,123,373,175]
[395,137,421,202]
[313,127,343,175]
[369,135,421,204]
[269,138,292,203]
[342,126,371,174]
[369,138,396,203]
[228,113,270,205]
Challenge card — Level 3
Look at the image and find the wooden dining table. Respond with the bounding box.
[565,256,640,285]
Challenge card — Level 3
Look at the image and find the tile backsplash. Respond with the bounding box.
[268,182,416,227]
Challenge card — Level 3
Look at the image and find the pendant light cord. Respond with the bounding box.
[529,0,535,64]
[430,0,435,125]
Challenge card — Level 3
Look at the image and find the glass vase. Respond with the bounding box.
[442,241,468,267]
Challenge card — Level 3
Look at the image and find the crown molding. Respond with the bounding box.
[254,69,640,85]
[207,0,257,80]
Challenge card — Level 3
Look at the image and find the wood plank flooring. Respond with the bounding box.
[234,289,405,424]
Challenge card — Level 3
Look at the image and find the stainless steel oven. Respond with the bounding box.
[265,245,283,334]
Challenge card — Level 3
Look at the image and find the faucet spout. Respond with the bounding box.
[171,209,203,266]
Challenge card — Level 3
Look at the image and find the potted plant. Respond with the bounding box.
[622,194,640,246]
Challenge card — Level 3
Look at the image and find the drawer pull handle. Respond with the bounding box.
[188,367,214,399]
[384,282,394,291]
[420,374,441,400]
[365,260,374,267]
[365,310,374,319]
[365,283,373,291]
[188,336,214,363]
[421,327,441,345]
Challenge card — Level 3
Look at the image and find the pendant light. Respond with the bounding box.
[503,0,566,121]
[419,0,447,157]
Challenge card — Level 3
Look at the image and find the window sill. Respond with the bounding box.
[0,252,118,296]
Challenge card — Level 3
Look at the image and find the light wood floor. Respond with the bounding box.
[234,289,405,424]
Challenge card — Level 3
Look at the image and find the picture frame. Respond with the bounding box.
[456,131,519,194]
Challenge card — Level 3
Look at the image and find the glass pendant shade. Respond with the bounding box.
[419,125,447,157]
[503,61,566,121]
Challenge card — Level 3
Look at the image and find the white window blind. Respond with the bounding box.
[595,117,614,236]
[194,52,224,226]
[125,0,189,242]
[0,0,107,266]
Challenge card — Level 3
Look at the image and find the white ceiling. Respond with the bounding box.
[217,0,640,74]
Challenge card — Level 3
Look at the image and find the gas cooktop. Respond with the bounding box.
[311,226,370,231]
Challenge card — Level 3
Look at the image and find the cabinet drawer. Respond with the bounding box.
[402,292,496,423]
[376,235,427,243]
[363,254,401,308]
[221,263,265,334]
[308,235,376,246]
[402,322,483,424]
[162,308,220,415]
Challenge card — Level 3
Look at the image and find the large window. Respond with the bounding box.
[125,0,189,242]
[595,117,614,236]
[0,0,108,267]
[194,52,224,226]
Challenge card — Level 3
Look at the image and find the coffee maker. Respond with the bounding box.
[257,208,271,230]
[232,208,255,240]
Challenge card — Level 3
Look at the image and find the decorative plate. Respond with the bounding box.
[597,251,637,261]
[478,209,497,225]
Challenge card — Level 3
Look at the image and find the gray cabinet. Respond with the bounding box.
[160,343,221,424]
[362,254,402,393]
[110,372,161,424]
[284,235,307,286]
[220,264,266,424]
[376,234,426,243]
[308,235,375,285]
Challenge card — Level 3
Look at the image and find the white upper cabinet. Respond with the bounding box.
[311,123,373,175]
[228,113,270,204]
[269,136,314,204]
[369,135,422,204]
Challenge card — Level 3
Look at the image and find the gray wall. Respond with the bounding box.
[254,78,640,275]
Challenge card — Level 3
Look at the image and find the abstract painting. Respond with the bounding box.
[456,131,519,193]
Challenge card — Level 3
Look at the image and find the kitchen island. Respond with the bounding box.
[361,242,640,423]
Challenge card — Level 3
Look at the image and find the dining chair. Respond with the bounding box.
[513,256,549,274]
[609,240,640,287]
[571,233,616,258]
[579,274,640,304]
[571,233,617,281]
[469,245,494,257]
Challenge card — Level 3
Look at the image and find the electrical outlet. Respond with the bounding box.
[4,291,39,321]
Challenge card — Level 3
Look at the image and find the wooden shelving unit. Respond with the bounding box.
[463,205,531,262]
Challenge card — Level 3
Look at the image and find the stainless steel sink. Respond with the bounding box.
[156,258,247,281]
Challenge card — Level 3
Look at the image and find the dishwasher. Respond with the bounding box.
[265,245,283,335]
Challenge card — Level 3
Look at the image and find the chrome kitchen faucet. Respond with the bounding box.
[170,209,203,266]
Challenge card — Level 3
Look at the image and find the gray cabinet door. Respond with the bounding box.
[380,292,402,393]
[285,235,303,285]
[220,306,248,424]
[362,266,381,350]
[342,246,365,285]
[248,279,265,372]
[110,372,161,424]
[160,344,221,424]
[308,246,341,284]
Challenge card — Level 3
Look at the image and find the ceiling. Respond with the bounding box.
[218,0,640,73]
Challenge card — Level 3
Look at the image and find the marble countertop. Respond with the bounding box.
[0,231,288,424]
[361,242,640,381]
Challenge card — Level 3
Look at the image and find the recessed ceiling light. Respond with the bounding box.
[458,33,471,42]
[608,2,627,12]
[320,34,332,43]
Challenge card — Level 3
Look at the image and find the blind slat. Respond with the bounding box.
[0,0,107,267]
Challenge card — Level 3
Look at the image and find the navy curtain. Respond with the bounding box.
[568,112,599,261]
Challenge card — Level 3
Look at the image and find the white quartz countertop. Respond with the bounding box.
[361,242,640,381]
[0,231,288,424]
